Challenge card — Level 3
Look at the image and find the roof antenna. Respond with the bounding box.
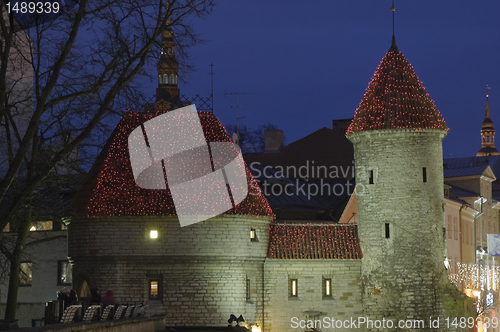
[390,0,399,52]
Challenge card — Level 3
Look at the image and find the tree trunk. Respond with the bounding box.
[4,209,31,320]
[4,253,21,320]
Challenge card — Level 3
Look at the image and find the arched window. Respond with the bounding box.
[175,75,178,84]
[170,74,174,84]
[163,74,168,84]
[158,75,162,84]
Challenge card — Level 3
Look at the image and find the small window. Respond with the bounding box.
[422,167,427,183]
[250,228,258,241]
[385,223,390,239]
[447,216,452,239]
[163,74,168,84]
[369,170,374,184]
[290,279,298,297]
[170,74,174,84]
[453,218,458,240]
[324,278,332,297]
[2,223,9,232]
[149,280,159,300]
[246,278,251,300]
[20,262,32,286]
[58,261,72,285]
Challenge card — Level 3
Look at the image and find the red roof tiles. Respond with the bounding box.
[267,224,362,259]
[347,48,448,134]
[72,110,273,218]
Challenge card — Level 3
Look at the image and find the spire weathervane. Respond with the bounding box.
[389,0,398,51]
[391,0,395,39]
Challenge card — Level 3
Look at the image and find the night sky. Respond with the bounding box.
[145,1,500,159]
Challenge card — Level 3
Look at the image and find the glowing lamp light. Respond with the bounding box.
[150,230,158,239]
[30,226,37,231]
[473,290,481,297]
[251,325,261,332]
[250,229,256,240]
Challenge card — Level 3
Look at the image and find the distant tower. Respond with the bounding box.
[347,35,474,331]
[477,88,500,156]
[154,8,183,111]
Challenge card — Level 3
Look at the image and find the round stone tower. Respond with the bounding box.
[69,109,273,328]
[347,40,474,331]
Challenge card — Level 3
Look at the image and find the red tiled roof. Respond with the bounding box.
[72,110,273,218]
[347,48,448,134]
[267,224,362,259]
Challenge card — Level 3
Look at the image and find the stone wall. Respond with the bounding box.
[13,315,165,332]
[68,215,271,328]
[349,129,474,331]
[263,259,362,332]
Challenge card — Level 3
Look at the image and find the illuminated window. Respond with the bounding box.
[2,223,9,232]
[29,221,53,231]
[149,280,159,299]
[58,260,72,285]
[150,230,158,239]
[250,228,258,241]
[290,279,298,297]
[20,262,32,286]
[324,278,332,297]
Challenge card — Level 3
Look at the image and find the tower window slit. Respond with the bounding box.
[385,223,390,239]
[422,167,427,182]
[369,170,374,184]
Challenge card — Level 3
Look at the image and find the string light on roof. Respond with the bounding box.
[78,110,274,219]
[347,50,448,135]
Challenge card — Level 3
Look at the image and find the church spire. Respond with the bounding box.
[477,86,500,156]
[155,2,182,110]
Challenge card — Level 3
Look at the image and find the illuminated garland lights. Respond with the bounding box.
[267,224,362,259]
[75,110,274,218]
[347,50,448,135]
[448,261,499,291]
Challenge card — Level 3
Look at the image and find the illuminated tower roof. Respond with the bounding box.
[72,110,273,218]
[477,90,500,156]
[346,39,448,134]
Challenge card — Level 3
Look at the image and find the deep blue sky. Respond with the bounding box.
[145,1,500,159]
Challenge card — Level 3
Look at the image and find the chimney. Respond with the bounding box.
[264,130,283,152]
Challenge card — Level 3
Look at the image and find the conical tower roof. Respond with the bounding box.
[347,44,448,135]
[72,110,273,218]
